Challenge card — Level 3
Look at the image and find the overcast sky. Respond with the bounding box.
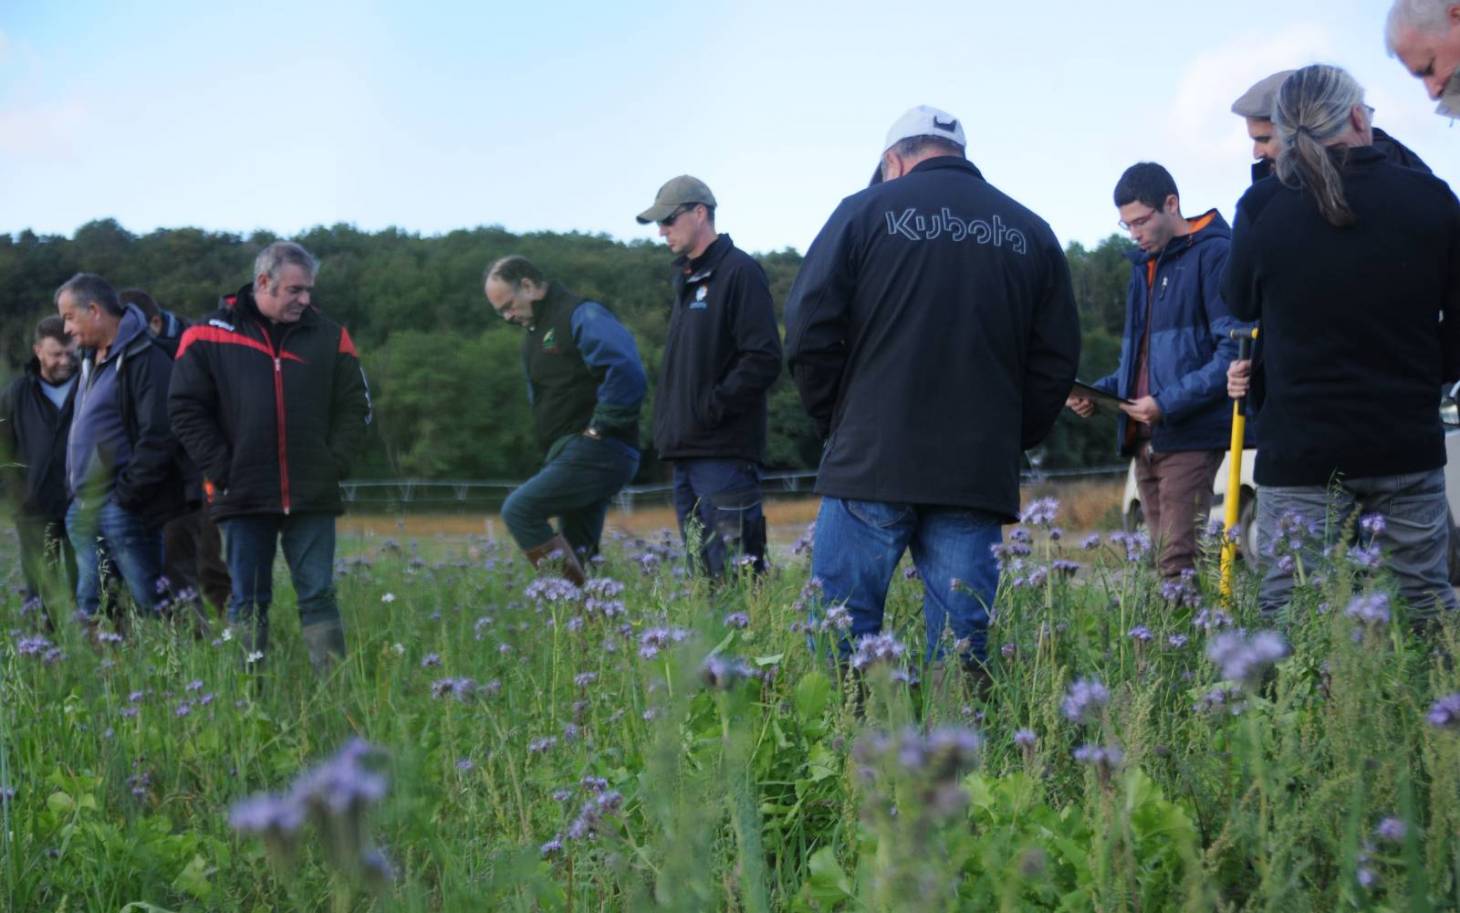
[2,0,1455,257]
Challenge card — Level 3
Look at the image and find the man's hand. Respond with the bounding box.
[1065,394,1095,418]
[1227,359,1251,399]
[1119,395,1163,425]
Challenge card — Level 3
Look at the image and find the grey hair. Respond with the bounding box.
[1272,65,1366,228]
[253,241,319,288]
[889,135,965,159]
[1386,0,1457,52]
[54,272,123,317]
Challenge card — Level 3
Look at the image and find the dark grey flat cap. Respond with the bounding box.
[1231,70,1296,119]
[636,175,716,225]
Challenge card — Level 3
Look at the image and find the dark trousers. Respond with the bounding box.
[162,506,233,613]
[16,515,76,626]
[670,458,767,577]
[501,435,640,556]
[220,512,341,629]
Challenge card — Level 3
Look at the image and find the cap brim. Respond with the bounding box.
[636,204,677,225]
[868,162,883,187]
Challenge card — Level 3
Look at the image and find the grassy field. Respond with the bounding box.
[4,489,1460,912]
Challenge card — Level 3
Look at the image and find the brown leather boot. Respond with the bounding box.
[524,534,587,587]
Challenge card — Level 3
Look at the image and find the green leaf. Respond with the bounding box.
[171,853,213,901]
[46,791,76,816]
[793,671,832,721]
[802,845,854,905]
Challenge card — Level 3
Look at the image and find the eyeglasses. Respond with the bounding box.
[657,205,695,228]
[1118,208,1159,232]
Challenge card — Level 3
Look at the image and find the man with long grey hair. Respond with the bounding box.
[170,241,372,674]
[1224,64,1460,629]
[1386,0,1460,116]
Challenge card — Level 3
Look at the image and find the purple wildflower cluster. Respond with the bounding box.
[1374,816,1407,843]
[1205,630,1287,690]
[723,611,750,629]
[1195,685,1248,716]
[1020,497,1059,527]
[700,654,761,690]
[524,577,582,604]
[430,677,488,701]
[1072,742,1124,777]
[1061,678,1109,725]
[1160,569,1200,607]
[852,726,982,818]
[637,626,688,660]
[849,633,907,672]
[229,738,392,888]
[1427,693,1460,730]
[542,776,626,857]
[16,634,63,664]
[1106,530,1151,563]
[1344,593,1391,635]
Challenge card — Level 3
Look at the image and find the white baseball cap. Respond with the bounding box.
[883,105,966,152]
[869,105,966,185]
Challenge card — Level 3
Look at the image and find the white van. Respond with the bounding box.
[1122,390,1460,579]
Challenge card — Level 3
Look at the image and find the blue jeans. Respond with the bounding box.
[1256,468,1458,621]
[811,497,1002,664]
[501,435,640,556]
[66,496,163,618]
[671,459,767,577]
[221,512,341,629]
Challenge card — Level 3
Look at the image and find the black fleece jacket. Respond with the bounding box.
[1224,146,1460,486]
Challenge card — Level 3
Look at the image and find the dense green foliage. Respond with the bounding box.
[0,221,1132,481]
[3,510,1459,911]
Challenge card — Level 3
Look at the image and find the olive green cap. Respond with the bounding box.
[636,175,716,224]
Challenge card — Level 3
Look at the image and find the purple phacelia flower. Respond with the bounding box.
[1374,817,1407,843]
[1081,533,1101,550]
[1345,593,1391,629]
[1013,728,1037,749]
[1427,693,1460,730]
[723,611,750,629]
[1127,625,1152,643]
[1206,630,1288,691]
[1061,678,1109,725]
[1020,497,1059,527]
[1359,513,1386,537]
[420,653,441,669]
[849,633,907,671]
[1167,633,1189,649]
[573,672,598,688]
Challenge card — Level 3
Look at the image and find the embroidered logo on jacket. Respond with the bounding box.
[542,328,561,353]
[884,207,1027,254]
[208,318,236,331]
[690,284,709,310]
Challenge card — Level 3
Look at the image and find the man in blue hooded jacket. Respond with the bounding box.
[1068,163,1244,579]
[56,273,186,623]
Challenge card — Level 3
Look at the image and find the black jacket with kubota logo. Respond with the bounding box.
[652,234,782,463]
[168,285,371,520]
[784,156,1081,522]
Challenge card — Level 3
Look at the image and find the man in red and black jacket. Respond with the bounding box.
[169,241,371,673]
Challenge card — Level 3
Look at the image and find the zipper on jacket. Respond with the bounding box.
[273,356,290,514]
[256,321,295,515]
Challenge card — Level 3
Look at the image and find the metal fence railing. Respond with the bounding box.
[338,464,1129,512]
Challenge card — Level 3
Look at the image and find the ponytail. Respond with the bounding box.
[1273,65,1365,228]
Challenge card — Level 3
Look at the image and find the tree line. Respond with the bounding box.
[0,219,1134,482]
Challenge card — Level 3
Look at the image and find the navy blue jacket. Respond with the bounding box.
[1091,211,1248,455]
[785,156,1080,521]
[0,359,75,521]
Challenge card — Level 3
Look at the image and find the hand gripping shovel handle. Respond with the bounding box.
[1219,327,1259,602]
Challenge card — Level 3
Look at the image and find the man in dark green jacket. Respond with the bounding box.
[485,255,647,585]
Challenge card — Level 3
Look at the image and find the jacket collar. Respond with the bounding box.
[676,233,734,283]
[908,155,986,182]
[1126,208,1231,265]
[231,283,319,331]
